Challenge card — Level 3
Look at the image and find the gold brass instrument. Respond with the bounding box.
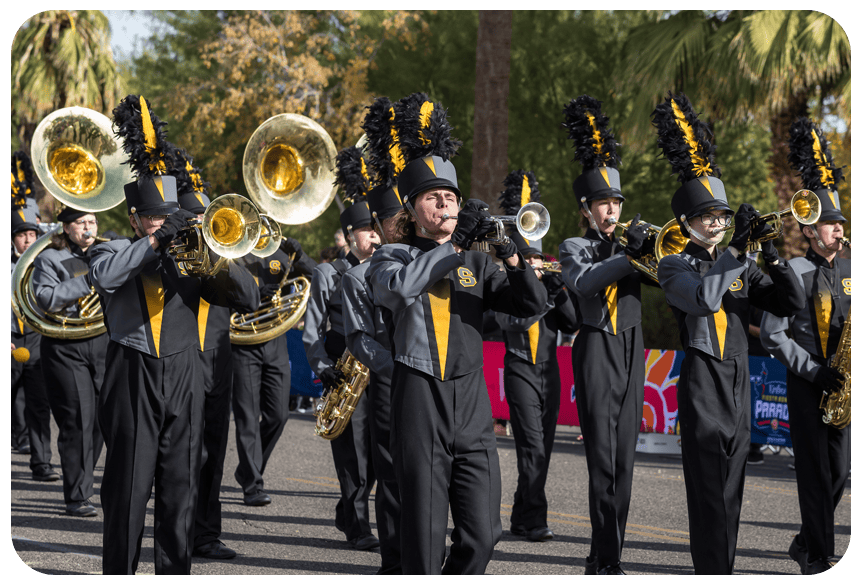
[168,194,263,276]
[541,261,561,273]
[444,202,551,253]
[839,237,851,249]
[12,107,130,339]
[242,113,338,225]
[229,114,338,344]
[609,217,689,282]
[314,349,370,440]
[717,189,821,251]
[821,308,851,428]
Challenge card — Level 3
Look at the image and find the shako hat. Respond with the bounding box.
[12,201,40,235]
[787,117,846,223]
[56,207,88,223]
[112,95,180,216]
[499,169,543,256]
[563,95,623,206]
[334,145,373,236]
[172,145,212,214]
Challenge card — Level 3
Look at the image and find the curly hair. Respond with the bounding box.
[372,210,414,244]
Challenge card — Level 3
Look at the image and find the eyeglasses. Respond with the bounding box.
[142,215,169,222]
[699,213,732,227]
[73,219,98,227]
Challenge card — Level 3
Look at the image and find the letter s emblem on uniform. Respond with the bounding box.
[178,263,188,276]
[269,260,282,275]
[843,278,851,295]
[457,267,477,288]
[729,278,743,292]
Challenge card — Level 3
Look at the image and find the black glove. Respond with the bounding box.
[318,366,345,391]
[813,366,845,394]
[759,239,780,264]
[259,283,281,298]
[152,209,197,249]
[623,213,651,259]
[493,239,518,260]
[279,237,303,257]
[729,204,759,252]
[543,272,566,299]
[451,199,492,250]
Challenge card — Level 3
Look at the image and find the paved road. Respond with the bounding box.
[8,412,852,576]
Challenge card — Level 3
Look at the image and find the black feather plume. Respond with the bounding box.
[112,94,172,180]
[651,92,720,183]
[361,96,402,188]
[562,95,621,170]
[11,150,34,206]
[334,146,371,204]
[787,117,844,191]
[498,170,540,216]
[393,92,461,164]
[171,145,210,196]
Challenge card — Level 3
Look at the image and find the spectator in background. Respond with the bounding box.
[320,246,340,264]
[334,228,349,259]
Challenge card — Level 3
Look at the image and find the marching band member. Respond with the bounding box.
[558,96,652,574]
[89,95,259,574]
[174,147,238,560]
[760,118,850,575]
[31,205,107,517]
[653,93,805,574]
[496,170,579,543]
[231,234,315,507]
[303,146,379,552]
[366,93,547,574]
[11,193,58,483]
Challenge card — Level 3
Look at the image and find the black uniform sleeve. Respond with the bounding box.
[484,253,548,318]
[199,260,260,313]
[747,259,806,318]
[290,250,318,279]
[551,289,580,335]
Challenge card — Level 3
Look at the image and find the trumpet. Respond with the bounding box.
[609,217,688,283]
[541,261,561,273]
[716,189,821,251]
[443,202,551,253]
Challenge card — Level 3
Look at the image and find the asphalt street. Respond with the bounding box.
[8,410,852,577]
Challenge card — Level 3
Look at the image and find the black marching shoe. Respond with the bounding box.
[804,558,834,575]
[510,524,527,536]
[788,534,808,573]
[350,534,380,551]
[193,540,237,560]
[243,490,272,506]
[66,499,97,517]
[32,466,60,482]
[525,527,554,542]
[585,556,598,575]
[597,563,626,575]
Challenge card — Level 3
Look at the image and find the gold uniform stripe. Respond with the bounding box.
[197,298,211,351]
[140,272,165,357]
[528,321,540,364]
[16,316,24,333]
[605,281,618,335]
[814,289,833,357]
[714,302,728,359]
[427,280,451,380]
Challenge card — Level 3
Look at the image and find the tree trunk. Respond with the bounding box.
[471,10,512,213]
[768,91,811,259]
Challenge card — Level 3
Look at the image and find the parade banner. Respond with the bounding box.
[749,355,793,447]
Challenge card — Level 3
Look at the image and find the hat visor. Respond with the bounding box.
[131,202,181,216]
[406,178,461,205]
[818,210,847,222]
[12,222,40,235]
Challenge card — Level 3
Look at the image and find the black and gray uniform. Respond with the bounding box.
[342,259,400,573]
[657,241,805,574]
[231,247,316,497]
[32,242,106,506]
[559,228,649,569]
[367,236,547,574]
[760,247,850,565]
[303,252,376,543]
[496,283,579,534]
[11,253,54,475]
[89,235,258,575]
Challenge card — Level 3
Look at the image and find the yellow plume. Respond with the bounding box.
[810,129,835,187]
[521,174,532,207]
[671,99,713,177]
[139,96,167,175]
[388,107,406,175]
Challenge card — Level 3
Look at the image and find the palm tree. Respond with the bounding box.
[621,10,850,256]
[11,10,124,217]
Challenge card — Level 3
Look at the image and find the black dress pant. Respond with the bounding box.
[11,330,53,473]
[41,334,106,505]
[194,343,233,548]
[677,350,749,575]
[368,371,401,573]
[391,364,502,575]
[99,341,203,575]
[786,372,850,561]
[11,369,27,449]
[231,337,290,495]
[573,325,644,568]
[504,353,561,531]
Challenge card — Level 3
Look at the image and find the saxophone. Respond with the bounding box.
[820,307,850,428]
[314,349,370,440]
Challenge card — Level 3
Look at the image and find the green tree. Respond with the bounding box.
[11,9,123,220]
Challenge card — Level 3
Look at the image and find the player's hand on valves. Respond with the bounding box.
[623,213,650,259]
[451,199,492,251]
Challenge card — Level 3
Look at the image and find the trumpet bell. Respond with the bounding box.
[517,202,550,241]
[251,214,283,258]
[791,189,820,225]
[243,113,338,225]
[655,219,689,262]
[30,107,131,212]
[202,194,262,258]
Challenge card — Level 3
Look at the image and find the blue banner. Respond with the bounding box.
[285,329,324,397]
[749,355,792,447]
